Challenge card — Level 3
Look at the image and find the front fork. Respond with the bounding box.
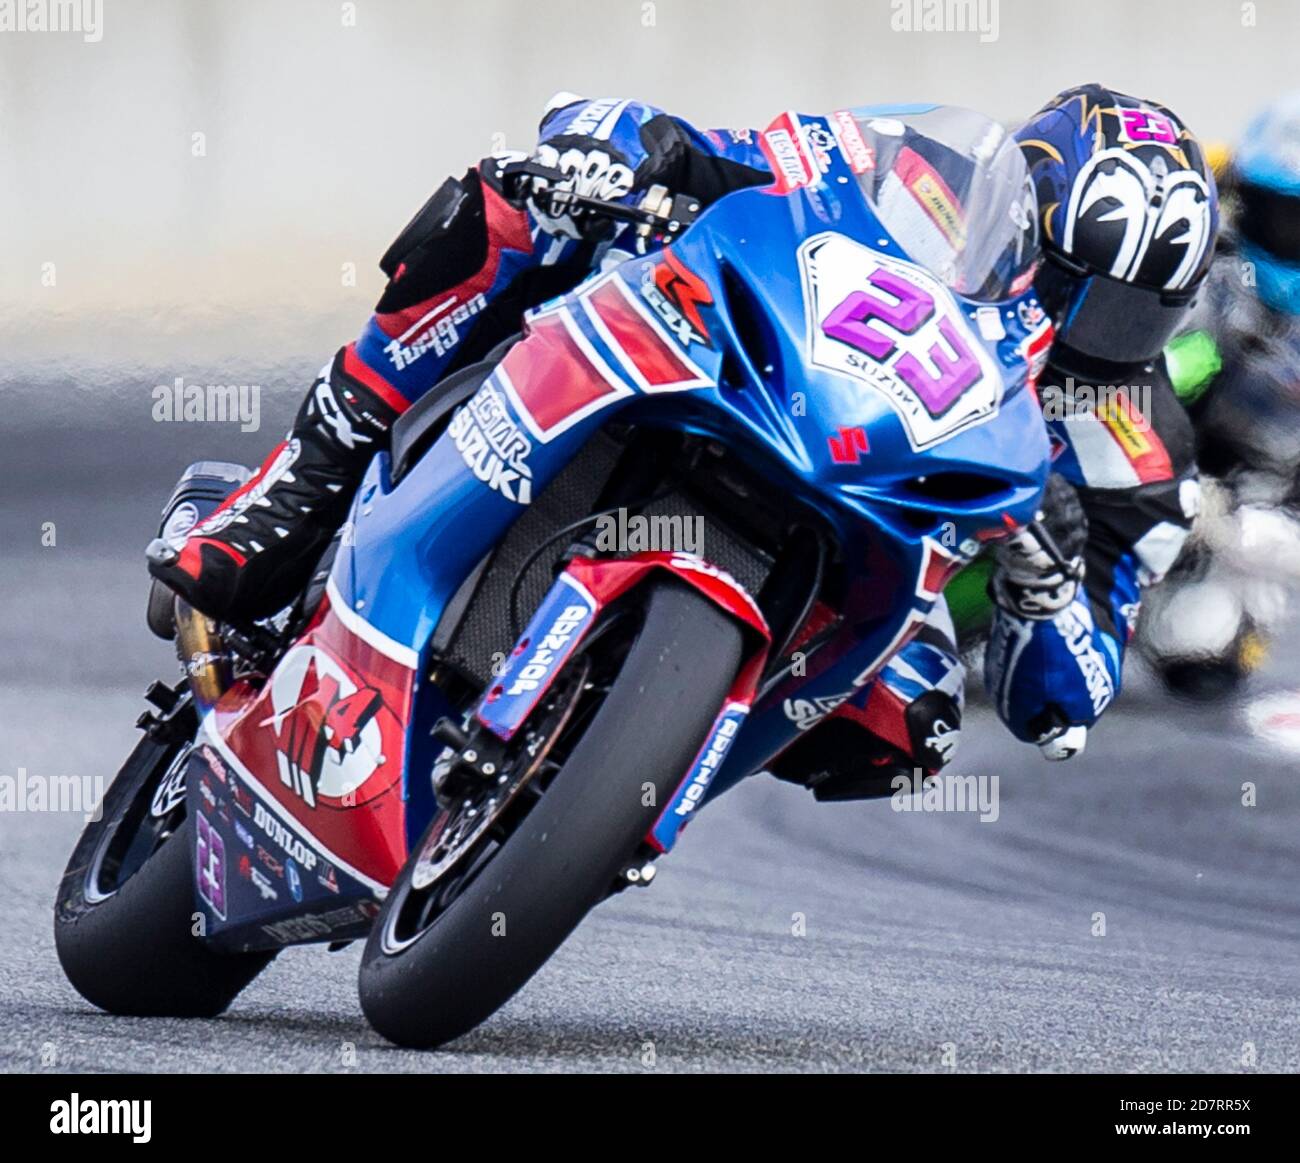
[173,599,232,713]
[466,551,772,857]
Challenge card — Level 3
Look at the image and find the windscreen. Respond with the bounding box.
[849,105,1039,301]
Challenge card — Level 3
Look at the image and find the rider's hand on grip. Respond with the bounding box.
[990,474,1087,621]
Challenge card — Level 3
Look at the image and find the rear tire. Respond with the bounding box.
[358,581,745,1048]
[54,728,275,1018]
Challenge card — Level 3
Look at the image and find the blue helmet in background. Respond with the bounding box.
[1235,92,1300,315]
[1016,84,1219,364]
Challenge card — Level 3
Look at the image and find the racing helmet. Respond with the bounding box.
[1015,84,1219,363]
[1234,91,1300,315]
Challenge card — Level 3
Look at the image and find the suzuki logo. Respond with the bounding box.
[827,426,870,464]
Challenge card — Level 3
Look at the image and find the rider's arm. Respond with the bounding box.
[340,95,771,416]
[147,97,769,622]
[1055,358,1200,637]
[985,357,1199,750]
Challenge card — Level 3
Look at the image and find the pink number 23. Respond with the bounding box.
[823,268,982,417]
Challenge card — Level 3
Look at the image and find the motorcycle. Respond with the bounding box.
[54,104,1052,1049]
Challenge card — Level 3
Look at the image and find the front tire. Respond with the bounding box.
[358,581,745,1049]
[54,721,275,1018]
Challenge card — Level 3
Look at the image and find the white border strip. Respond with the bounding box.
[325,577,420,670]
[580,275,712,393]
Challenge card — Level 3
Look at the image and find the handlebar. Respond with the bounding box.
[489,157,702,246]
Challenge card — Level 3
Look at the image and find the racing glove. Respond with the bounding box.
[989,474,1088,620]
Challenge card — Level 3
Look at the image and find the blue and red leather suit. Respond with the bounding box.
[150,95,1198,770]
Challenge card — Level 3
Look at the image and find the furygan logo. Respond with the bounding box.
[384,293,486,371]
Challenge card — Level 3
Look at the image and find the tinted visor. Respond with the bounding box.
[1238,181,1300,263]
[1037,251,1197,363]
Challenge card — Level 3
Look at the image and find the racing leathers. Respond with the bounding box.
[148,94,1198,777]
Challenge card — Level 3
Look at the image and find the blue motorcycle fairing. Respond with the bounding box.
[329,111,1052,847]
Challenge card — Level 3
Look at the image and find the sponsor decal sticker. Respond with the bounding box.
[268,645,387,809]
[506,603,593,697]
[253,801,319,871]
[783,692,852,731]
[800,232,1002,450]
[827,425,870,464]
[285,857,303,903]
[831,110,876,174]
[449,381,534,505]
[195,811,227,919]
[641,251,713,348]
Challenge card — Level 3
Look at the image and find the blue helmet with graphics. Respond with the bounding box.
[1016,84,1219,363]
[1235,92,1300,315]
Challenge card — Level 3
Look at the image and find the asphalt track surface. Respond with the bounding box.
[2,422,1298,1074]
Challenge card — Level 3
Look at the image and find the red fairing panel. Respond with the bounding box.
[566,551,770,637]
[204,588,417,892]
[476,551,771,744]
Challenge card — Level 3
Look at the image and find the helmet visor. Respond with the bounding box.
[1039,252,1196,363]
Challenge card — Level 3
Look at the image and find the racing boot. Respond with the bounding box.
[147,348,404,623]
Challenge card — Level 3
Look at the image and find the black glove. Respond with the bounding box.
[990,474,1088,621]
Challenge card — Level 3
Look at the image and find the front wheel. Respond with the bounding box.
[54,703,275,1017]
[358,581,745,1049]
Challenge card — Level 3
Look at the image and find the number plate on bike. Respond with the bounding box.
[799,232,1003,450]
